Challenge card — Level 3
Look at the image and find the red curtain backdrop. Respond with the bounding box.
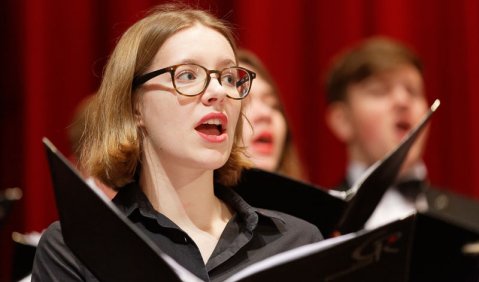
[1,0,479,279]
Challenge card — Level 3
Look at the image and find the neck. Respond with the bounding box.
[139,139,233,263]
[140,153,228,229]
[142,153,234,263]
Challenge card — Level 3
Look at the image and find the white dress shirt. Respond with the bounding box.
[346,161,429,229]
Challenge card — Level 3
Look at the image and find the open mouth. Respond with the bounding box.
[395,120,412,136]
[195,119,225,136]
[251,132,274,154]
[253,132,273,145]
[195,114,228,143]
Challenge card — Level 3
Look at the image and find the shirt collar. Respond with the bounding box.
[111,181,140,216]
[112,181,285,232]
[346,160,428,185]
[215,184,286,230]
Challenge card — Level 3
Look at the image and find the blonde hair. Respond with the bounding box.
[68,95,96,158]
[80,4,250,189]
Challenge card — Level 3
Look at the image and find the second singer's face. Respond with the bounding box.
[344,64,428,172]
[241,69,287,172]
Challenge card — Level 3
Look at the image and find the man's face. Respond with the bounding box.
[332,64,429,173]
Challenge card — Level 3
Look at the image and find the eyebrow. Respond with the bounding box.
[217,58,237,67]
[174,58,236,69]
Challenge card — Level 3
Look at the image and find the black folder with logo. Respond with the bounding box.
[410,190,479,282]
[225,215,415,282]
[44,138,415,281]
[42,99,439,281]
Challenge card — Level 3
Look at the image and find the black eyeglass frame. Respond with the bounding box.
[132,63,256,100]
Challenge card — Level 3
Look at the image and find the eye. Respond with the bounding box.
[174,64,204,85]
[262,93,281,110]
[221,67,242,87]
[221,73,236,86]
[364,81,388,96]
[176,71,197,82]
[406,84,423,98]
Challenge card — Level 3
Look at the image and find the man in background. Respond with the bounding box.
[324,37,432,228]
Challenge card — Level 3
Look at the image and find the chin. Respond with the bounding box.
[252,159,277,172]
[196,152,230,170]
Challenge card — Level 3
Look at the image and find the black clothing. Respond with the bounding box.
[336,178,427,201]
[32,183,322,282]
[395,179,427,201]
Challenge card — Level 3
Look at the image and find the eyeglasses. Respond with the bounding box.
[133,63,256,100]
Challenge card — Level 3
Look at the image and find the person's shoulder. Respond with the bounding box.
[35,221,72,268]
[33,221,97,281]
[37,221,64,249]
[256,208,324,242]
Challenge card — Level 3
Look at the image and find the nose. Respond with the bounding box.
[392,85,411,110]
[201,74,227,105]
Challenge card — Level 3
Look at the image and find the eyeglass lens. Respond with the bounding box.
[173,65,251,98]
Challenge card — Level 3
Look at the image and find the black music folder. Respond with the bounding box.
[44,138,415,282]
[235,99,440,236]
[409,190,479,282]
[44,138,199,282]
[226,215,415,282]
[235,168,346,237]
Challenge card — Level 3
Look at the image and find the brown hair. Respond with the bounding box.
[80,4,250,189]
[326,37,423,104]
[237,49,306,180]
[68,95,96,159]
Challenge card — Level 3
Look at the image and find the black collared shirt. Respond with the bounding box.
[32,183,323,281]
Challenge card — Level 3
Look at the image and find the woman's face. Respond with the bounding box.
[136,24,241,172]
[241,67,287,172]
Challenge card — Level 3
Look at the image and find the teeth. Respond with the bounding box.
[203,119,222,125]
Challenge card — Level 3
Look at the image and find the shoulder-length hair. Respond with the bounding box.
[80,4,250,189]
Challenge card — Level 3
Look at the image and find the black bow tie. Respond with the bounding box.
[395,179,426,201]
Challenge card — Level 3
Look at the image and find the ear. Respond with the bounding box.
[133,96,144,127]
[325,102,353,143]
